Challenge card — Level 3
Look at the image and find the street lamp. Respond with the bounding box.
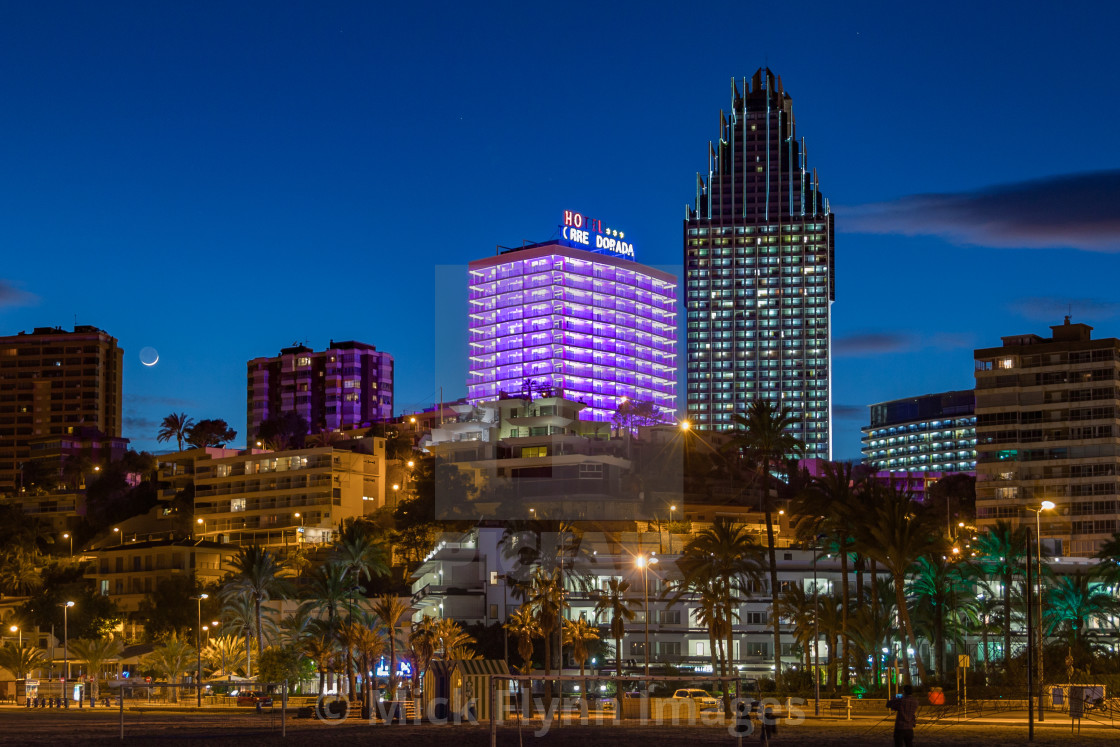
[113,527,121,546]
[63,533,73,557]
[1033,500,1055,722]
[61,601,74,702]
[668,505,677,554]
[679,420,691,431]
[635,554,658,682]
[9,624,20,647]
[192,594,209,707]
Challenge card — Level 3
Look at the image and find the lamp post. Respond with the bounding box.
[61,601,74,702]
[63,533,73,557]
[1033,500,1055,722]
[1026,523,1035,742]
[635,554,658,682]
[192,594,209,707]
[9,625,20,648]
[113,527,121,546]
[668,505,677,554]
[812,543,820,716]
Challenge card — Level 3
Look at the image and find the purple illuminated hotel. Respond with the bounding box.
[467,223,677,422]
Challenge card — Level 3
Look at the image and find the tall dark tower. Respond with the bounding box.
[685,69,835,458]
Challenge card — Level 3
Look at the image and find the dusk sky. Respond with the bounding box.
[2,1,1119,461]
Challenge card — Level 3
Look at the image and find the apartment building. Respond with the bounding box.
[974,319,1120,556]
[84,538,234,614]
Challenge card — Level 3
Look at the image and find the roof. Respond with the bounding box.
[455,660,510,676]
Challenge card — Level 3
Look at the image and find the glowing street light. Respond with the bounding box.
[9,624,20,647]
[61,601,75,701]
[635,554,659,681]
[62,532,73,557]
[191,594,209,707]
[679,420,691,431]
[1033,500,1056,723]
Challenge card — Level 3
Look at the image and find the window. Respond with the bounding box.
[297,356,311,366]
[231,498,246,512]
[745,611,766,625]
[521,446,548,458]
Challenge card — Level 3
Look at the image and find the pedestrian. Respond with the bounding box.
[886,684,919,747]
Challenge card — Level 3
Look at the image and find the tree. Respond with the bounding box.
[593,578,638,704]
[676,517,763,704]
[792,460,863,689]
[16,560,122,639]
[925,473,977,532]
[302,635,336,696]
[256,412,310,451]
[69,634,124,702]
[258,645,307,688]
[1044,569,1118,656]
[203,634,247,677]
[777,583,819,674]
[136,575,202,641]
[505,604,540,675]
[724,398,805,688]
[143,634,196,703]
[0,642,46,679]
[408,617,439,697]
[157,413,195,452]
[907,555,968,683]
[612,399,668,433]
[0,548,44,595]
[185,419,237,449]
[331,520,389,699]
[434,617,477,658]
[563,614,600,708]
[223,546,291,670]
[527,566,567,707]
[969,521,1029,671]
[859,485,942,686]
[369,595,412,700]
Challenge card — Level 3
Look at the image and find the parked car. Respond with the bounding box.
[236,691,273,707]
[672,689,719,710]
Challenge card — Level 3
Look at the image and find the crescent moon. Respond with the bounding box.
[142,354,159,367]
[140,347,160,367]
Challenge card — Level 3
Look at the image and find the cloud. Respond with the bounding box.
[833,404,865,420]
[0,280,37,308]
[833,332,916,356]
[840,170,1120,252]
[127,394,196,408]
[123,416,159,432]
[1008,296,1120,322]
[834,331,974,358]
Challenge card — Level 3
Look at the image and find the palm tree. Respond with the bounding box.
[527,566,567,708]
[676,517,763,701]
[847,579,897,691]
[859,485,942,686]
[816,594,844,691]
[223,545,292,670]
[793,460,862,687]
[777,583,819,673]
[724,398,805,687]
[0,642,46,679]
[302,635,336,696]
[143,634,196,703]
[1094,532,1120,584]
[593,578,638,704]
[345,619,384,717]
[408,617,439,696]
[69,634,124,703]
[505,604,540,675]
[332,520,389,700]
[203,634,247,677]
[370,595,412,700]
[0,548,43,595]
[220,595,262,678]
[563,614,600,708]
[970,521,1029,671]
[434,618,477,658]
[157,413,195,452]
[907,555,968,683]
[1044,569,1119,655]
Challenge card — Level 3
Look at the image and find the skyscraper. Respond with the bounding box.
[467,220,677,422]
[684,69,835,457]
[0,325,123,493]
[247,341,394,440]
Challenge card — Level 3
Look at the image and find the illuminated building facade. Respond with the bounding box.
[467,233,677,422]
[0,325,123,494]
[975,319,1120,557]
[684,69,835,457]
[247,341,394,440]
[862,390,977,473]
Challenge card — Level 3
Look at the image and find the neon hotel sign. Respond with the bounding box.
[561,210,635,258]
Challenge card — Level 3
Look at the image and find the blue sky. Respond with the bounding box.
[2,1,1119,461]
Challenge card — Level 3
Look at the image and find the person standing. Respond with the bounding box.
[886,684,919,747]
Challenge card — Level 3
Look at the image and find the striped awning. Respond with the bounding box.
[456,660,510,676]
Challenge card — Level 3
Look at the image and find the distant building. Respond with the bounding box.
[188,442,387,548]
[684,69,835,457]
[0,325,123,494]
[467,232,677,423]
[974,319,1120,556]
[861,390,977,473]
[84,538,235,615]
[247,341,394,441]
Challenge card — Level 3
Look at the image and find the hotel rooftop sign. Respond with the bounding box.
[561,210,635,259]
